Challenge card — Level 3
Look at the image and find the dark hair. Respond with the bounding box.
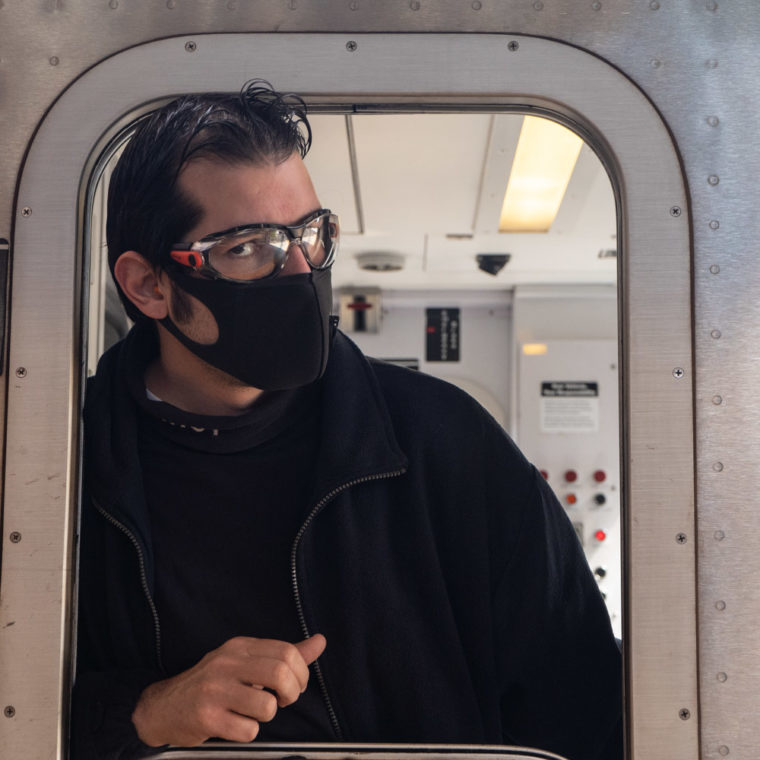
[105,79,312,322]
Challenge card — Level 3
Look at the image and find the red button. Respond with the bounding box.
[564,470,578,483]
[594,529,607,542]
[593,470,607,483]
[539,469,549,480]
[566,494,577,505]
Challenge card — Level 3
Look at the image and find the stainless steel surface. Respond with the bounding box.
[151,745,567,760]
[0,3,757,759]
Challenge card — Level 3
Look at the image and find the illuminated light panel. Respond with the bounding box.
[499,116,584,233]
[522,343,548,356]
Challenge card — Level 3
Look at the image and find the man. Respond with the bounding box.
[73,81,622,760]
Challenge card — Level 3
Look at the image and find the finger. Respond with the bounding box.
[227,638,312,693]
[294,634,327,666]
[213,710,261,744]
[227,682,279,723]
[235,655,304,706]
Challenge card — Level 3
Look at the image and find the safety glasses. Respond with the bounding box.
[169,208,339,281]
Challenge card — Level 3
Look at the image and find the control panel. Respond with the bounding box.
[516,340,621,637]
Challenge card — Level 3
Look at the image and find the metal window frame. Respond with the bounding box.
[0,33,694,759]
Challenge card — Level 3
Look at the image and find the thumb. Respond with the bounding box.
[295,633,327,665]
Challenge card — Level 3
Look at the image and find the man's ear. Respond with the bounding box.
[113,251,169,320]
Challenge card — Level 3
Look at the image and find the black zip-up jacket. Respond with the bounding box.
[73,326,622,760]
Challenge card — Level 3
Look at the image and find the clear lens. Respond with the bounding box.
[201,212,338,281]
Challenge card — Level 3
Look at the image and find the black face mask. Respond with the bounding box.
[159,268,333,391]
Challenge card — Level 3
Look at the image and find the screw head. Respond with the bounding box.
[714,529,725,540]
[15,367,27,378]
[592,0,602,8]
[508,41,520,51]
[708,174,720,186]
[673,367,684,379]
[9,532,21,543]
[709,220,720,230]
[21,207,32,218]
[679,708,691,720]
[3,706,15,718]
[185,41,197,52]
[410,0,420,8]
[49,56,60,66]
[670,206,682,217]
[471,0,482,8]
[676,533,687,544]
[346,40,358,52]
[713,461,724,472]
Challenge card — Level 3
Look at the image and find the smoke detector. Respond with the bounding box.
[355,252,405,272]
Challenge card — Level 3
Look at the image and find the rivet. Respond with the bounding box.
[508,40,519,51]
[670,206,681,217]
[707,115,720,127]
[715,600,726,611]
[719,746,730,756]
[712,395,722,405]
[21,207,32,218]
[650,58,662,68]
[676,533,687,544]
[713,461,724,472]
[679,708,691,721]
[471,0,482,8]
[717,672,728,682]
[108,0,118,8]
[709,220,720,230]
[706,59,719,69]
[649,0,659,8]
[592,1,601,8]
[708,174,720,186]
[167,0,176,7]
[15,367,27,378]
[185,41,197,52]
[672,367,684,379]
[410,0,420,9]
[3,706,15,718]
[350,1,359,8]
[709,265,720,275]
[9,532,21,543]
[711,329,722,339]
[346,40,358,51]
[714,529,725,540]
[533,0,544,9]
[49,56,60,66]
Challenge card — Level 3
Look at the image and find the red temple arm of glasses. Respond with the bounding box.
[170,250,202,268]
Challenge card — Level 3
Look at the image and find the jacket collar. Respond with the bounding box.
[84,324,408,562]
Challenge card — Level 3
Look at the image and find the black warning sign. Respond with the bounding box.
[541,381,599,397]
[426,308,460,362]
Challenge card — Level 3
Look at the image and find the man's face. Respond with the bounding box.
[162,153,322,345]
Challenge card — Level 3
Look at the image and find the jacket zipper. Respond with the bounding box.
[93,499,164,672]
[290,469,406,740]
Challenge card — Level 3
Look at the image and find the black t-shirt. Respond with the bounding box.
[128,365,335,741]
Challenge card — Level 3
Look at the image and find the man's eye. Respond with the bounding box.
[227,242,257,257]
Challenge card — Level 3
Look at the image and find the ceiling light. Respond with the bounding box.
[499,116,583,233]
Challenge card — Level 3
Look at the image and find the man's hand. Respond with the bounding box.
[131,634,327,747]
